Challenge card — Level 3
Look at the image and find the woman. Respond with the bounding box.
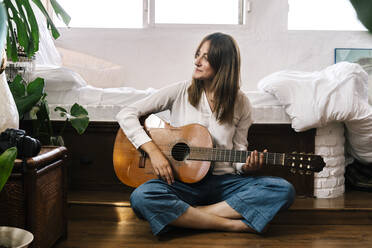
[116,32,295,235]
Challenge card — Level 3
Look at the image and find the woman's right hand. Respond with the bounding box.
[141,141,175,184]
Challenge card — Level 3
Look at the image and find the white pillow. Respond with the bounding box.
[257,62,368,132]
[27,67,87,91]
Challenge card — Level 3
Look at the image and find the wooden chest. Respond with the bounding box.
[0,146,68,248]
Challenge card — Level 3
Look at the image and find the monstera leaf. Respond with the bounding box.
[3,0,70,61]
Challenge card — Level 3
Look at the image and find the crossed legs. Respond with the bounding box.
[130,176,295,235]
[170,202,257,233]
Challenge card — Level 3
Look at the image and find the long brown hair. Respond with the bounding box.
[188,32,241,124]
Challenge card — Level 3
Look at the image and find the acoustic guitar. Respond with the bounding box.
[113,116,325,188]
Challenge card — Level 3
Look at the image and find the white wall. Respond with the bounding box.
[54,0,372,91]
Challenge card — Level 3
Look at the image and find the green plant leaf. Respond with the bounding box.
[26,77,44,95]
[7,0,29,52]
[4,0,69,61]
[31,0,60,39]
[15,93,43,118]
[50,0,71,26]
[14,0,32,55]
[0,147,17,192]
[37,96,50,121]
[22,0,39,54]
[350,0,372,32]
[10,76,44,119]
[34,96,53,145]
[70,103,88,117]
[5,1,18,61]
[4,0,38,59]
[9,74,25,98]
[70,116,89,135]
[69,103,89,134]
[6,29,15,61]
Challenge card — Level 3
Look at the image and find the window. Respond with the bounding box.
[54,0,245,28]
[288,0,366,31]
[54,0,143,28]
[154,0,243,25]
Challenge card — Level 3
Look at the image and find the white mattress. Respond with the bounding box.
[46,86,290,124]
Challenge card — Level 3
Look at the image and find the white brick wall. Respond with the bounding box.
[314,122,346,198]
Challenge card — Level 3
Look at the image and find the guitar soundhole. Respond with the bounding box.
[171,142,190,161]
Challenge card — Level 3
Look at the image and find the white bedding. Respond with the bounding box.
[29,66,290,123]
[45,85,290,124]
[258,62,372,164]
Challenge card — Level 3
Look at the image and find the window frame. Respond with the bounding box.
[143,0,249,29]
[52,0,250,29]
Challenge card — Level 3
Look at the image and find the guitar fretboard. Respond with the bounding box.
[188,147,285,166]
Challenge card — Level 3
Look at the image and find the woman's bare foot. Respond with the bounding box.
[196,202,242,219]
[229,219,261,233]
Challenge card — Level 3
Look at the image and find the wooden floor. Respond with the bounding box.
[54,188,372,248]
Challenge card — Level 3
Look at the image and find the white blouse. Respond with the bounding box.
[116,81,253,175]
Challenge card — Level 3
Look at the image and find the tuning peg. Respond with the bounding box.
[305,171,313,175]
[290,168,297,174]
[298,170,305,175]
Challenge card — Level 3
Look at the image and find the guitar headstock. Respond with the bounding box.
[284,152,325,174]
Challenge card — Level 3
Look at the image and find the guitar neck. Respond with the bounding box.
[188,147,285,166]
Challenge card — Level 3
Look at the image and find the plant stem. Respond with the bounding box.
[47,115,54,138]
[59,118,68,137]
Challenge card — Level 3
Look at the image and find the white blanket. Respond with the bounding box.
[258,62,372,164]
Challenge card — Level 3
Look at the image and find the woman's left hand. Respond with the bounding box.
[242,149,267,174]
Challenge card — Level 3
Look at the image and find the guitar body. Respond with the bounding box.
[113,120,213,188]
[113,115,326,188]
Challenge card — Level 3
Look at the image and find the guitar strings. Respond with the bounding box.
[138,145,320,171]
[151,145,286,163]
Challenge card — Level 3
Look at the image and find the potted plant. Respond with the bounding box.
[9,74,89,146]
[0,147,34,248]
[1,0,89,145]
[0,1,71,247]
[2,0,89,145]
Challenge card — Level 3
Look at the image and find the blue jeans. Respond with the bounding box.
[130,174,295,235]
